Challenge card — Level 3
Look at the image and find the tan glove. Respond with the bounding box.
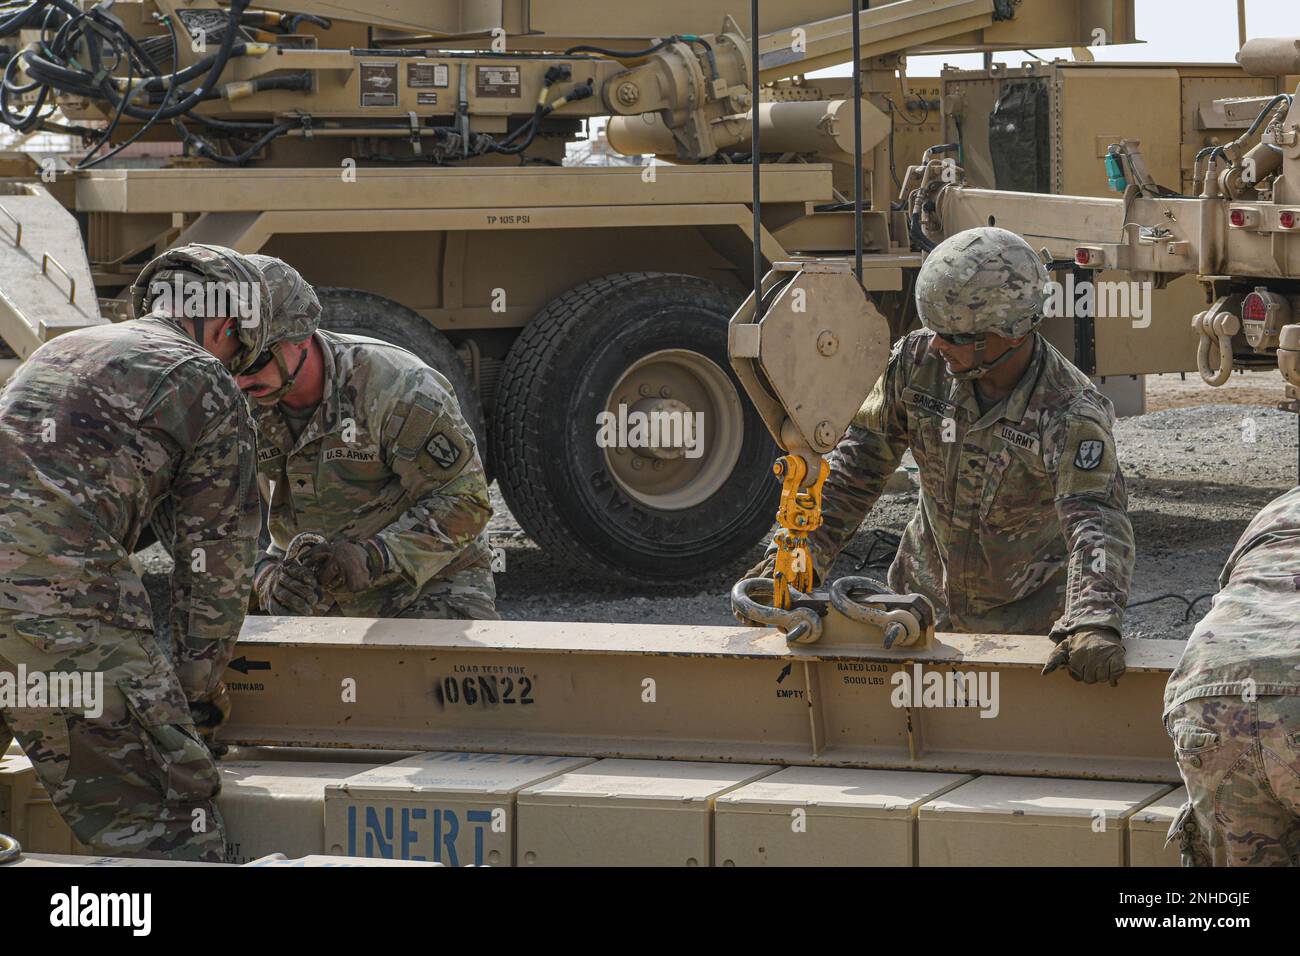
[735,550,823,594]
[1042,627,1126,686]
[254,558,322,615]
[740,553,776,582]
[306,539,388,594]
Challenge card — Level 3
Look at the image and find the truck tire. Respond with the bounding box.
[314,287,490,474]
[493,272,779,583]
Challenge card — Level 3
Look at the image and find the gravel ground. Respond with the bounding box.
[139,376,1298,641]
[1145,368,1288,412]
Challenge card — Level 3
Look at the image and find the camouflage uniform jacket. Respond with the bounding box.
[0,316,259,699]
[1164,485,1300,715]
[253,331,492,616]
[810,330,1134,637]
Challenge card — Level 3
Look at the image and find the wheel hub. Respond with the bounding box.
[602,348,744,510]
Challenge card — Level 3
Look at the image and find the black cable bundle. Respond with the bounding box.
[0,0,307,167]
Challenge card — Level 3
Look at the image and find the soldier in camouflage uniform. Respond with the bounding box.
[744,227,1134,683]
[1164,485,1300,866]
[237,256,497,620]
[0,244,268,861]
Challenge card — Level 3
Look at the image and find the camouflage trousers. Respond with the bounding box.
[393,563,499,620]
[322,561,499,620]
[0,616,227,863]
[1165,695,1300,867]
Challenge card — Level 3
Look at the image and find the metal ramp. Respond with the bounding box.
[0,182,104,359]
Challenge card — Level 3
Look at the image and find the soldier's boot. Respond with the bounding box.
[0,618,227,863]
[399,563,500,620]
[1167,695,1300,866]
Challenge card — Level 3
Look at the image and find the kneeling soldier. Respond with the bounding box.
[741,227,1135,683]
[239,256,497,620]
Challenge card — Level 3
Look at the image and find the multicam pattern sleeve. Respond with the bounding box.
[145,364,259,700]
[1041,394,1134,639]
[374,364,493,590]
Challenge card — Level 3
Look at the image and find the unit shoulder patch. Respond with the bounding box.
[427,431,463,470]
[1073,439,1104,470]
[1057,417,1116,496]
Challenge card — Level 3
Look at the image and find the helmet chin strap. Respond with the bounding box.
[951,332,1033,381]
[262,342,310,403]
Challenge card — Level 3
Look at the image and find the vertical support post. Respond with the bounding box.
[751,0,762,305]
[802,661,825,757]
[852,1,864,282]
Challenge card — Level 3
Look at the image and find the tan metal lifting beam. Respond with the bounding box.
[218,618,1181,783]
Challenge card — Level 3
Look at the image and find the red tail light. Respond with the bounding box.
[1243,292,1268,323]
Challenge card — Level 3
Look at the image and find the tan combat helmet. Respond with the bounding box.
[244,254,322,402]
[131,243,273,375]
[915,226,1049,379]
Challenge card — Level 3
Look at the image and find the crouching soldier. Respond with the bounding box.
[238,256,497,620]
[1164,485,1300,866]
[740,227,1135,683]
[0,244,268,861]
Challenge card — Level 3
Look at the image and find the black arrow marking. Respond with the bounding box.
[229,657,272,674]
[776,663,792,684]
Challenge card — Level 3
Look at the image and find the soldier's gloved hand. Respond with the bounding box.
[254,558,323,615]
[740,553,776,581]
[737,551,823,592]
[189,681,231,752]
[1042,627,1126,686]
[306,539,388,594]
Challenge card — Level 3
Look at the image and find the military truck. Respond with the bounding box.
[931,56,1294,409]
[905,36,1300,414]
[0,0,1138,582]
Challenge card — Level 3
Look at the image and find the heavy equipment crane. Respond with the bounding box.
[0,0,1136,582]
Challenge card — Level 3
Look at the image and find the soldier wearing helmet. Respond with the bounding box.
[743,226,1134,684]
[0,243,267,862]
[238,256,497,621]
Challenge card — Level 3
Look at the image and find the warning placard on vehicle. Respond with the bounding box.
[360,62,398,107]
[476,65,520,98]
[409,62,449,88]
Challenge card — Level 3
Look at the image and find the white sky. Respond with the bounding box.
[811,0,1296,76]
